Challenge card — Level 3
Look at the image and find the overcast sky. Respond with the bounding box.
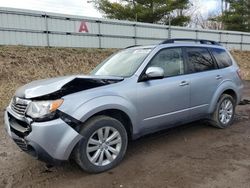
[0,0,220,18]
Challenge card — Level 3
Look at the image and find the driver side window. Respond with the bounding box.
[149,48,184,77]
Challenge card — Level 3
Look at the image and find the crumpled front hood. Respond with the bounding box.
[15,75,123,99]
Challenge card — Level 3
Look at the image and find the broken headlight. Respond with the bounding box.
[26,99,64,119]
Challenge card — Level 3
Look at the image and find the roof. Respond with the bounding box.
[125,38,225,50]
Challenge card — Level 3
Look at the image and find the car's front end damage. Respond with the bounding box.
[4,75,123,164]
[4,105,82,164]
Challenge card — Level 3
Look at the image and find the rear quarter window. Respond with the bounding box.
[210,48,233,68]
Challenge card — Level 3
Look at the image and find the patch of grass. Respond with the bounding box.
[0,46,116,110]
[231,50,250,80]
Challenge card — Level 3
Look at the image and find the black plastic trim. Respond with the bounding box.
[14,139,64,165]
[160,38,222,46]
[57,110,82,131]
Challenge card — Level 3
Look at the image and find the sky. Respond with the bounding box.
[0,0,220,18]
[194,0,220,16]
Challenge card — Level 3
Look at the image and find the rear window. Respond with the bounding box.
[186,47,216,73]
[210,48,232,68]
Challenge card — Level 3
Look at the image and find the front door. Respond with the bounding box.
[136,47,190,131]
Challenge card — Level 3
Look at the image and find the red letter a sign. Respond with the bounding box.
[79,21,89,33]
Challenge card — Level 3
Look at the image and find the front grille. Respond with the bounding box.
[8,113,31,137]
[11,97,29,116]
[14,139,28,151]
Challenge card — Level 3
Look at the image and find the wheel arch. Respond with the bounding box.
[222,89,237,102]
[209,84,239,114]
[70,95,139,139]
[87,109,134,140]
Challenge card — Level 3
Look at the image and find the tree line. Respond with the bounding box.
[91,0,250,32]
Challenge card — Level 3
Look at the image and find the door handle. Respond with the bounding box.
[179,81,189,86]
[216,75,223,80]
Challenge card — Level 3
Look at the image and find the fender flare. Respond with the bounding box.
[71,95,139,135]
[208,80,239,113]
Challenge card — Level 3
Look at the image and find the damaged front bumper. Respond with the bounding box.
[4,106,82,164]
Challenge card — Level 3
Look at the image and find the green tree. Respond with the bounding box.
[93,0,190,26]
[221,0,250,32]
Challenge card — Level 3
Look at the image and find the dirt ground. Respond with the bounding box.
[0,81,249,188]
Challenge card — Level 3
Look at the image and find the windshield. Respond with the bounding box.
[91,48,152,77]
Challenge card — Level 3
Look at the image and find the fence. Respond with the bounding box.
[1,7,250,50]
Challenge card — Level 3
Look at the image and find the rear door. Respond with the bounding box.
[184,47,223,118]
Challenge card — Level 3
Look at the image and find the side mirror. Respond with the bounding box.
[143,67,164,80]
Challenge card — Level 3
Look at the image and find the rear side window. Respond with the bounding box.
[210,48,232,68]
[186,47,216,73]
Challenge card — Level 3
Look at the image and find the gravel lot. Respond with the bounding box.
[0,81,249,188]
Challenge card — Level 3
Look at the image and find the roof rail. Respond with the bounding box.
[125,45,141,49]
[160,38,221,46]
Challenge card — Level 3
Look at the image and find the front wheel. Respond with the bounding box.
[74,115,128,173]
[209,94,236,128]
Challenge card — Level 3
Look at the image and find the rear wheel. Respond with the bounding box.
[209,94,236,128]
[74,115,128,173]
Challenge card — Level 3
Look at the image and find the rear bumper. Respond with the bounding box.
[4,107,82,164]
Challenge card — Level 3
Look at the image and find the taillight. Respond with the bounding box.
[237,69,243,80]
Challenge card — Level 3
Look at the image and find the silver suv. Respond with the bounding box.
[4,39,243,173]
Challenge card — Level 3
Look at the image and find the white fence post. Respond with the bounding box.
[97,20,102,48]
[44,14,49,47]
[134,24,137,45]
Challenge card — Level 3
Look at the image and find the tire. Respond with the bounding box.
[209,94,236,128]
[74,115,128,173]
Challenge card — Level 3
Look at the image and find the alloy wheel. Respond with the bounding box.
[219,99,233,124]
[86,126,122,166]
